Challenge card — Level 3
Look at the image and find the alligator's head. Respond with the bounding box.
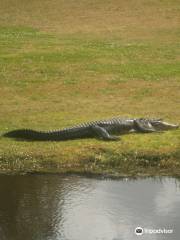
[150,119,179,131]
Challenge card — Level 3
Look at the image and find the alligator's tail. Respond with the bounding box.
[3,129,71,141]
[3,129,48,141]
[3,128,88,141]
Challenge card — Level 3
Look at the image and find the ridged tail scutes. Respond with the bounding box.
[3,128,85,141]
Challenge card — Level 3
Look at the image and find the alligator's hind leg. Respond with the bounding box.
[134,119,156,133]
[91,125,120,141]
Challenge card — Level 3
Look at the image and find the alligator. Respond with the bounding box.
[3,117,179,141]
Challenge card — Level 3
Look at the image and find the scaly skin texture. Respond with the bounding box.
[3,117,179,141]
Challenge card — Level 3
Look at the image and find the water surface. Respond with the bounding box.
[0,175,180,240]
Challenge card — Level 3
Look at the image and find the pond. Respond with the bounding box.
[0,175,180,240]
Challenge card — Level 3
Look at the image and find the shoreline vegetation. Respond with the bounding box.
[0,0,180,176]
[0,147,180,177]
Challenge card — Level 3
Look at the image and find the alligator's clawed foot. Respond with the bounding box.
[91,125,121,141]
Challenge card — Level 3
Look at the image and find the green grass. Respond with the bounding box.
[0,0,180,176]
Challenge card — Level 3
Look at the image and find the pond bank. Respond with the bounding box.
[1,149,180,177]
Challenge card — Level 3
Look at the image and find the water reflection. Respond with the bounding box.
[0,175,179,240]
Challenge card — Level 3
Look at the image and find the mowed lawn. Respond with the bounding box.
[0,0,180,175]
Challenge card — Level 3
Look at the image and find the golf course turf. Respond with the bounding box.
[0,0,180,176]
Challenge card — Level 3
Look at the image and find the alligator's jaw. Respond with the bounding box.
[152,121,179,131]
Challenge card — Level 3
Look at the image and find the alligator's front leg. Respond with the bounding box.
[134,119,156,133]
[91,125,120,141]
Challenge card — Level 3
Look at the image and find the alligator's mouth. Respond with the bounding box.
[151,121,179,131]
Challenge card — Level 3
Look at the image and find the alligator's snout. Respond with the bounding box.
[163,122,179,129]
[152,121,179,131]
